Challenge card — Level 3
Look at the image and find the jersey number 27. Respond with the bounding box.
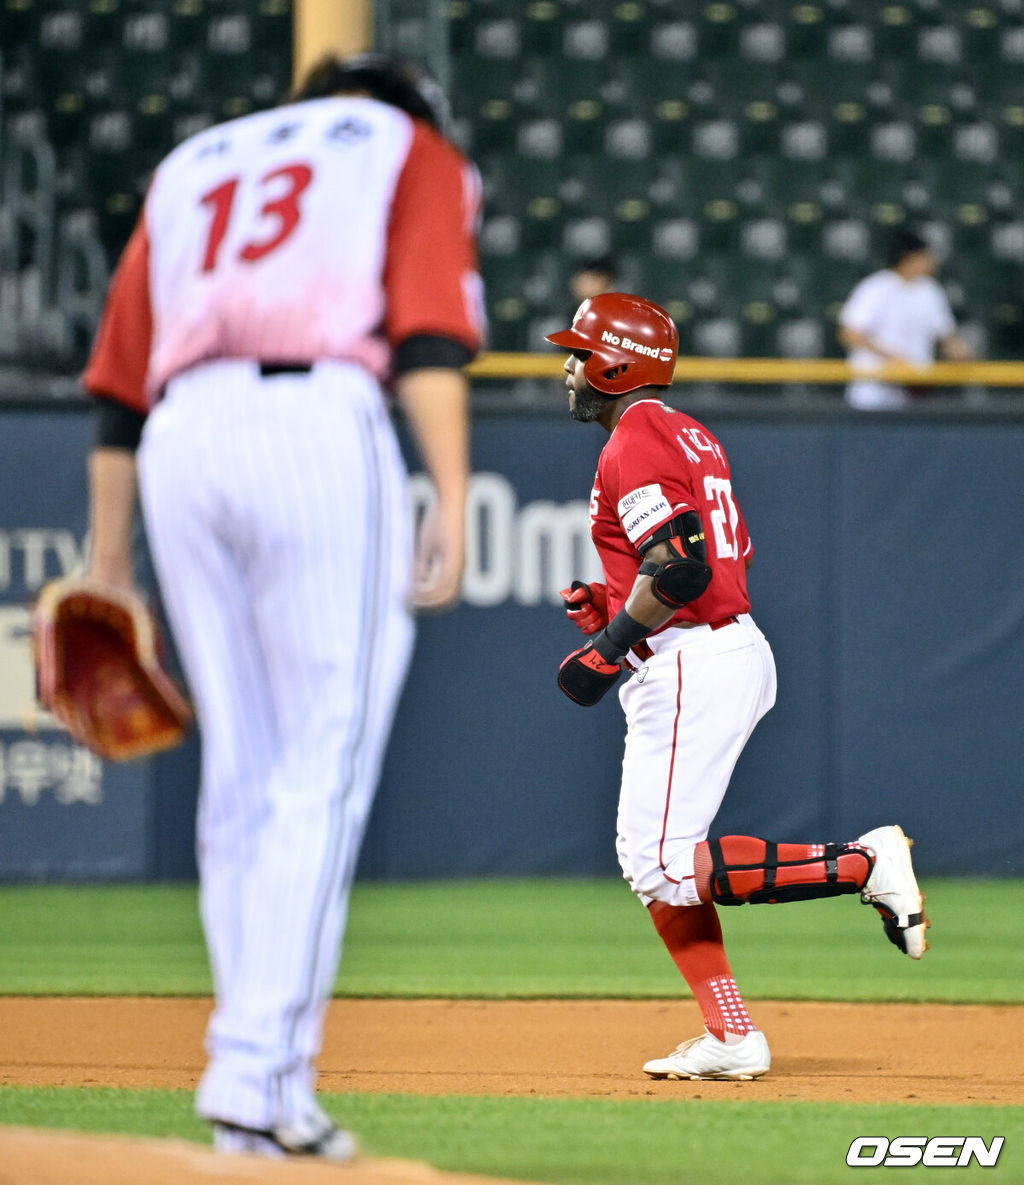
[198,162,313,272]
[703,475,740,560]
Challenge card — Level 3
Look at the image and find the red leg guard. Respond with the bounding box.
[696,836,873,906]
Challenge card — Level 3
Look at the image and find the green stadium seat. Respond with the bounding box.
[463,79,520,154]
[45,88,88,149]
[737,216,787,264]
[609,0,654,57]
[957,5,1002,65]
[0,0,38,48]
[808,256,872,316]
[640,259,692,307]
[649,216,700,263]
[478,212,520,260]
[784,3,832,60]
[776,316,826,359]
[560,17,611,65]
[609,194,653,251]
[738,298,781,358]
[867,3,923,60]
[737,19,786,66]
[649,17,698,65]
[985,299,1024,358]
[692,316,742,358]
[203,10,251,56]
[713,58,786,104]
[447,0,473,54]
[561,213,611,261]
[517,1,564,54]
[516,117,563,161]
[696,2,740,59]
[520,194,566,251]
[472,15,522,61]
[251,0,292,53]
[603,116,652,160]
[485,313,529,354]
[561,98,612,154]
[121,8,170,55]
[820,215,873,265]
[166,0,206,50]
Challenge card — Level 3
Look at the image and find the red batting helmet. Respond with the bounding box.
[546,293,678,396]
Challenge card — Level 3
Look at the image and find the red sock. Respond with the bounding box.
[648,900,756,1041]
[692,836,871,904]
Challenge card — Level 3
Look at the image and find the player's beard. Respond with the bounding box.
[570,387,606,422]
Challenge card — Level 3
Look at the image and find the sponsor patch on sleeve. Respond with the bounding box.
[617,484,672,544]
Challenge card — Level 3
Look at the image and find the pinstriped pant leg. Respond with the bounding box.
[139,384,281,1005]
[144,363,414,1130]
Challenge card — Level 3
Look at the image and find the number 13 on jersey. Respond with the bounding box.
[199,162,314,273]
[703,475,740,560]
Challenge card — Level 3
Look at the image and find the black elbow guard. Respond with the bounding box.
[638,555,712,607]
[638,509,713,608]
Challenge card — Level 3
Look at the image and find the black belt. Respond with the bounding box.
[259,361,313,377]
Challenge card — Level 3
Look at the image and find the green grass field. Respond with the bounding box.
[2,1087,1020,1185]
[1,878,1020,1184]
[0,878,1018,1000]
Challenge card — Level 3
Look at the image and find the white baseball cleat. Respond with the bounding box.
[212,1110,358,1162]
[857,824,930,959]
[272,1111,358,1162]
[643,1029,771,1081]
[213,1124,286,1158]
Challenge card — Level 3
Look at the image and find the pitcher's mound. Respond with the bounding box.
[0,1127,546,1185]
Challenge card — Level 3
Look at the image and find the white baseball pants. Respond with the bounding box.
[138,360,414,1130]
[616,615,777,908]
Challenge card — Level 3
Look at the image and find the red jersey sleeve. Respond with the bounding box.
[383,122,483,355]
[81,212,153,412]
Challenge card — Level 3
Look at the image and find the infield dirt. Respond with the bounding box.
[2,996,1021,1105]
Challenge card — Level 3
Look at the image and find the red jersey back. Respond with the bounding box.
[589,399,752,627]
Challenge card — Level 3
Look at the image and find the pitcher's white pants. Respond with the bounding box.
[616,615,777,908]
[138,360,414,1130]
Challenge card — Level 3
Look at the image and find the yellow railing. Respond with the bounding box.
[467,354,1024,386]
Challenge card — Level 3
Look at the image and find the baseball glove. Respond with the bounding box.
[32,576,193,761]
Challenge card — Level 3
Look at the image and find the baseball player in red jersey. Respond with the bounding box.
[80,56,482,1156]
[549,294,929,1081]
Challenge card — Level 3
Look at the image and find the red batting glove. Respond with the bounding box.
[559,580,609,635]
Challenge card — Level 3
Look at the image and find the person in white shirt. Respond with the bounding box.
[838,230,973,410]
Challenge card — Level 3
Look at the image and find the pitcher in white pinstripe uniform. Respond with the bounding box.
[80,55,483,1160]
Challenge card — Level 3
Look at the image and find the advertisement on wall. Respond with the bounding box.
[1,405,1022,880]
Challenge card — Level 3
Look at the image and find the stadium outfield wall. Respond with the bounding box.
[0,393,1021,881]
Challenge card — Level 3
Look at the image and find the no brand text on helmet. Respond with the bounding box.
[600,330,673,362]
